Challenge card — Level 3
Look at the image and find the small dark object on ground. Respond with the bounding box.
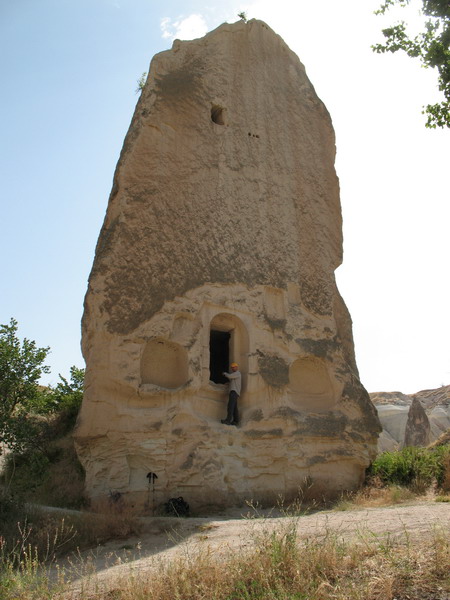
[164,496,190,517]
[109,490,122,504]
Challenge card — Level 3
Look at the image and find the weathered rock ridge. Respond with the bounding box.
[371,385,450,452]
[75,19,381,511]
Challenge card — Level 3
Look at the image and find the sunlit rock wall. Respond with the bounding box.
[74,19,381,512]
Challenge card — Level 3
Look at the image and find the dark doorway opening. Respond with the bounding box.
[209,330,230,384]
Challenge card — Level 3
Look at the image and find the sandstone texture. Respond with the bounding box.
[371,385,450,453]
[75,19,381,511]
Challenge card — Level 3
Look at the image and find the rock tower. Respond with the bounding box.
[403,397,431,448]
[75,19,381,511]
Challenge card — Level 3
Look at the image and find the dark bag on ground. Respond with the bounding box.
[164,496,190,517]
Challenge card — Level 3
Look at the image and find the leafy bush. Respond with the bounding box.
[43,366,84,428]
[3,441,85,509]
[0,318,50,453]
[0,490,24,524]
[3,451,50,498]
[369,445,450,489]
[0,318,84,456]
[0,337,86,509]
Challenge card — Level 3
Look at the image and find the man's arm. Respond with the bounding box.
[222,371,241,379]
[223,372,240,379]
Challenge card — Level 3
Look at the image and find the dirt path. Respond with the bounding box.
[61,501,450,598]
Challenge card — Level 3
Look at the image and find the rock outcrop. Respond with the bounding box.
[371,385,450,453]
[403,397,430,448]
[74,19,381,512]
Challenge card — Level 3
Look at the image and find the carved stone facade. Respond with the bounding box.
[74,19,381,511]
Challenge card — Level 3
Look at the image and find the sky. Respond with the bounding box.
[0,0,448,394]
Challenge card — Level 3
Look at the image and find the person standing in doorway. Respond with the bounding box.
[221,362,241,426]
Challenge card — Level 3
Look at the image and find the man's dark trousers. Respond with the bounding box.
[226,390,239,424]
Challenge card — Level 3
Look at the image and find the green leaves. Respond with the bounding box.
[424,99,450,126]
[0,318,50,451]
[373,0,450,128]
[47,366,84,431]
[0,318,84,453]
[375,0,410,17]
[370,445,450,487]
[136,72,147,94]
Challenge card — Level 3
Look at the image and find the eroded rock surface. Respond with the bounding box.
[75,19,380,511]
[404,397,431,448]
[371,386,450,452]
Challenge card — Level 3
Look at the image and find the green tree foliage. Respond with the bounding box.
[0,318,50,452]
[0,318,85,453]
[46,366,84,432]
[373,0,450,128]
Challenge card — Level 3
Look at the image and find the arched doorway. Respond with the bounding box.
[209,330,230,384]
[208,313,249,385]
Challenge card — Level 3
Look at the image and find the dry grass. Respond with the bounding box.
[333,482,417,511]
[1,504,450,600]
[0,504,143,599]
[435,494,450,502]
[0,503,142,570]
[70,520,450,600]
[2,475,450,600]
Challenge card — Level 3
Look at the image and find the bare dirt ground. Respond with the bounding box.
[60,500,450,598]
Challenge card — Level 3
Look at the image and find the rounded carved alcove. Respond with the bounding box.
[141,338,188,388]
[289,356,335,411]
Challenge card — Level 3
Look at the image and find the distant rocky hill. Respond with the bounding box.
[371,385,450,453]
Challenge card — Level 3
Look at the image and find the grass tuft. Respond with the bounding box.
[435,494,450,502]
[333,483,416,511]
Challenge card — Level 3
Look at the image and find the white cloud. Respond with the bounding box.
[160,17,172,39]
[160,14,208,41]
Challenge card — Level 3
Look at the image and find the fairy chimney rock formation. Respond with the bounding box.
[403,397,431,448]
[74,19,381,511]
